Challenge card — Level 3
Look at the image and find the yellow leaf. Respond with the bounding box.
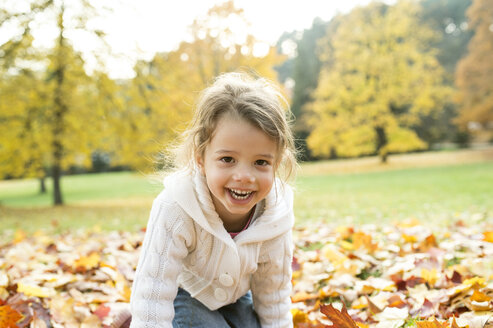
[74,252,100,270]
[402,234,418,243]
[291,308,309,325]
[291,291,318,303]
[321,244,348,267]
[340,240,355,251]
[421,268,439,287]
[483,231,493,243]
[463,277,486,288]
[17,282,56,298]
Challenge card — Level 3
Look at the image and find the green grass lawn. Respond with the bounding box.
[0,171,162,207]
[294,161,493,226]
[1,151,492,237]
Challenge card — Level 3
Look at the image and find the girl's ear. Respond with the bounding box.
[195,154,205,175]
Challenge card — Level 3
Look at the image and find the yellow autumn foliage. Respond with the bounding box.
[307,0,452,162]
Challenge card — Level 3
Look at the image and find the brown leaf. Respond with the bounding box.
[320,303,358,328]
[449,271,463,284]
[387,295,406,308]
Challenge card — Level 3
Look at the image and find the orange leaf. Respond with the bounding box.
[320,303,358,328]
[470,289,491,302]
[418,234,438,251]
[416,318,449,328]
[483,231,493,243]
[352,232,377,252]
[0,305,24,328]
[387,294,406,308]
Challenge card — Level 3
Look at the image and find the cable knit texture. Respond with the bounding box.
[130,169,294,328]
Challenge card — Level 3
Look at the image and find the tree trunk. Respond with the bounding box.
[375,126,388,163]
[52,6,67,206]
[52,163,63,205]
[39,176,46,193]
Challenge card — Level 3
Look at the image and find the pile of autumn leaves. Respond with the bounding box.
[0,218,492,328]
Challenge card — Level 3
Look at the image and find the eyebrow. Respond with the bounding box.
[215,150,274,159]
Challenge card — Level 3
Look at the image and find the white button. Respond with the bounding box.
[219,273,234,287]
[214,288,228,302]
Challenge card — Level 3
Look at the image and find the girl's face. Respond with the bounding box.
[196,114,278,231]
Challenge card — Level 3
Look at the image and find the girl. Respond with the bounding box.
[129,72,297,328]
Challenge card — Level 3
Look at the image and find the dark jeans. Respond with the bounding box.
[172,288,261,328]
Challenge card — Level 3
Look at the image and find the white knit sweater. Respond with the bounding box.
[130,169,295,328]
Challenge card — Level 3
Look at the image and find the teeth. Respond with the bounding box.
[229,189,253,200]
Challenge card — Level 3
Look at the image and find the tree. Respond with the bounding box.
[306,0,452,162]
[417,0,473,145]
[290,18,333,160]
[0,0,112,205]
[0,32,49,184]
[455,0,493,136]
[421,0,473,79]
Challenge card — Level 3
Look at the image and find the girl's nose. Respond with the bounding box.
[233,168,255,183]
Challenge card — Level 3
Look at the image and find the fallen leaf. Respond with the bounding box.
[292,308,310,325]
[416,318,449,328]
[320,303,358,328]
[0,304,23,327]
[74,252,101,271]
[373,307,409,328]
[94,304,111,321]
[483,231,493,243]
[17,283,56,298]
[470,289,490,302]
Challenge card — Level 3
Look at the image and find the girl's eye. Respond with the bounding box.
[220,157,234,163]
[255,159,269,166]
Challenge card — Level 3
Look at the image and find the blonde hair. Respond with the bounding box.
[171,72,297,182]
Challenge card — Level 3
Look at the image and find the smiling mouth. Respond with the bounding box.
[228,188,254,200]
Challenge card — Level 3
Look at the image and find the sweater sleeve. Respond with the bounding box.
[251,232,294,328]
[130,197,194,328]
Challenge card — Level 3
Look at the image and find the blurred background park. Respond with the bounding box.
[0,0,492,237]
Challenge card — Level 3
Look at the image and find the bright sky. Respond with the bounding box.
[4,0,393,78]
[94,0,396,78]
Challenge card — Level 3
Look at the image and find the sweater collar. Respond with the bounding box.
[164,169,294,246]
